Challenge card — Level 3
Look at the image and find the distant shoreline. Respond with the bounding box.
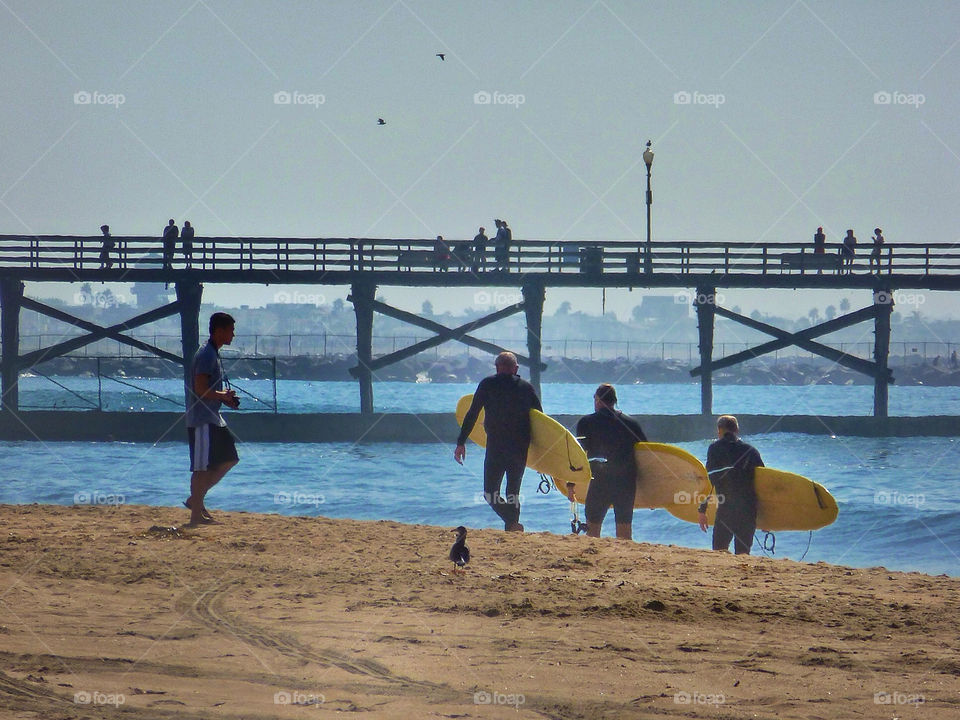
[23,353,960,386]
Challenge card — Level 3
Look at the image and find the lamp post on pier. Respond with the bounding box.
[643,140,654,274]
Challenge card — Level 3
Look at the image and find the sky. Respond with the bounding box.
[3,0,960,322]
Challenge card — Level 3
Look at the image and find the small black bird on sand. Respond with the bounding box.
[436,53,445,61]
[377,118,386,125]
[449,526,470,570]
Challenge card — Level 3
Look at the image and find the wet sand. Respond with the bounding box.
[1,503,958,718]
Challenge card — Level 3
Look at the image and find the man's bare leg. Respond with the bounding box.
[615,522,632,540]
[586,521,602,538]
[188,460,237,525]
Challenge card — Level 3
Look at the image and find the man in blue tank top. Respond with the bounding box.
[698,415,764,554]
[455,352,541,532]
[576,384,647,539]
[185,312,240,525]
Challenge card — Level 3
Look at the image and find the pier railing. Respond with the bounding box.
[16,333,957,366]
[2,236,960,276]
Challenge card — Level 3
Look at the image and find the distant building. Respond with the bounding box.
[131,282,173,308]
[632,295,691,324]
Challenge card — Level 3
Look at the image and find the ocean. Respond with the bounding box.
[4,380,960,576]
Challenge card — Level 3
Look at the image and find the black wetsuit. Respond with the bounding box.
[457,372,541,528]
[700,433,764,554]
[577,407,646,525]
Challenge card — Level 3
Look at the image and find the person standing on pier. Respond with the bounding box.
[697,415,764,555]
[870,228,884,273]
[455,351,541,532]
[434,235,450,271]
[813,227,825,274]
[472,226,488,273]
[494,219,511,271]
[840,229,856,274]
[162,219,179,270]
[576,383,647,540]
[98,224,114,269]
[185,312,240,526]
[181,220,195,269]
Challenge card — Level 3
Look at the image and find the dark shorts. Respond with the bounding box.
[188,424,238,472]
[584,463,635,525]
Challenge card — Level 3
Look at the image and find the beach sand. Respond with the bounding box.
[0,504,958,719]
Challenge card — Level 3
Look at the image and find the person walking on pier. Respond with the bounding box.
[98,224,114,269]
[840,229,856,274]
[576,383,647,540]
[472,226,488,273]
[697,415,764,555]
[870,228,884,273]
[455,351,541,532]
[182,220,195,269]
[185,312,240,526]
[162,219,179,288]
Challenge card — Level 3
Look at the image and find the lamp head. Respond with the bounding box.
[643,140,654,169]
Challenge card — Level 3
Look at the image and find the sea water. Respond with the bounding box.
[1,429,957,576]
[16,377,960,416]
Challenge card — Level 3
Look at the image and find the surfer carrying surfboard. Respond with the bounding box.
[697,415,764,555]
[576,384,648,540]
[454,351,542,532]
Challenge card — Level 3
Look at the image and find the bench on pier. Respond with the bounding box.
[779,252,842,273]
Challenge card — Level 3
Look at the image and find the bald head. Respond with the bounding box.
[495,351,518,374]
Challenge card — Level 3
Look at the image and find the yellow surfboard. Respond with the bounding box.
[634,442,712,510]
[455,394,591,500]
[666,467,839,531]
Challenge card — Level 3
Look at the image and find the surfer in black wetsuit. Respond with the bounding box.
[454,351,541,532]
[698,415,764,555]
[576,384,647,540]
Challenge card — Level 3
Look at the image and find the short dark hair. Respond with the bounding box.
[209,312,235,335]
[594,383,617,405]
[718,415,739,434]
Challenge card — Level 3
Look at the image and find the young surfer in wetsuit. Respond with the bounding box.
[454,351,541,532]
[576,384,647,540]
[697,415,764,555]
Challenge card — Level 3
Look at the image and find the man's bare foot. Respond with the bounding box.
[184,497,213,521]
[505,523,524,532]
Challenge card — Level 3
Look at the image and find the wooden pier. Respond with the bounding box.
[2,234,960,418]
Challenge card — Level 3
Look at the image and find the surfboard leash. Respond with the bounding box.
[753,531,776,556]
[798,531,813,561]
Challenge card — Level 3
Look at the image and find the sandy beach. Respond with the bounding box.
[1,503,958,719]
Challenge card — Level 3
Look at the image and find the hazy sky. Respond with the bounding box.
[3,0,960,323]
